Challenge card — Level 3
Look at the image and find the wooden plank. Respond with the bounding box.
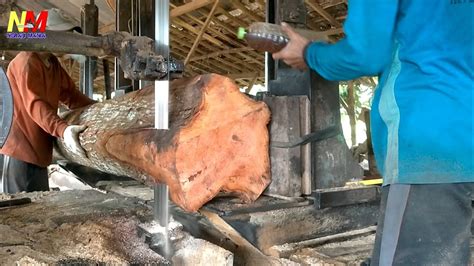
[171,0,214,18]
[231,0,264,22]
[99,22,115,34]
[216,7,250,27]
[314,187,379,209]
[211,7,268,65]
[173,44,234,75]
[190,47,253,62]
[227,72,264,80]
[171,29,248,74]
[47,0,82,23]
[184,0,220,65]
[14,0,50,13]
[170,21,261,74]
[300,96,312,196]
[194,8,265,65]
[263,96,310,197]
[267,226,377,258]
[183,11,264,67]
[319,0,346,8]
[200,209,280,265]
[244,74,259,94]
[172,18,224,47]
[321,27,344,36]
[305,0,342,28]
[62,0,115,23]
[93,0,116,22]
[171,41,228,73]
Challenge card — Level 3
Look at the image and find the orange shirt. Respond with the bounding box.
[0,52,94,167]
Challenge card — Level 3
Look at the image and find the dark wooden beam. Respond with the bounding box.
[305,0,342,28]
[171,0,214,18]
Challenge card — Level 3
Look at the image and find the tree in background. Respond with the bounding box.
[339,77,377,148]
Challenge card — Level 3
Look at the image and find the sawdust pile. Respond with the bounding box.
[47,217,168,264]
[0,194,12,200]
[0,190,238,265]
[0,213,169,264]
[0,191,49,201]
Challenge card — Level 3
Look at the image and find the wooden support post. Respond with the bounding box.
[103,58,112,100]
[184,0,220,65]
[244,74,259,94]
[347,81,356,147]
[363,107,381,179]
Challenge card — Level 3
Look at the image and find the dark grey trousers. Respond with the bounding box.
[1,155,49,193]
[371,183,473,266]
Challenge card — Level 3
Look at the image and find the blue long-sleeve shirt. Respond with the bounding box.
[305,0,473,185]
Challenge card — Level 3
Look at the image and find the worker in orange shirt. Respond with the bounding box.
[0,8,95,193]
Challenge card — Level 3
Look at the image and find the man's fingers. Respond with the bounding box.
[283,59,308,70]
[281,22,299,40]
[283,58,301,66]
[63,125,88,158]
[272,51,282,59]
[76,148,87,158]
[72,125,87,134]
[71,142,87,158]
[65,142,86,157]
[272,48,289,59]
[70,125,87,157]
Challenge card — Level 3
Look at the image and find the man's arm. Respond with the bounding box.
[58,63,96,109]
[58,61,95,157]
[17,60,69,138]
[305,1,399,80]
[273,1,399,81]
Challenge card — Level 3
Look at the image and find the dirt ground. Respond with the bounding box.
[2,190,470,265]
[0,191,169,265]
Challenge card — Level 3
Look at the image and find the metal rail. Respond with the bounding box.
[0,26,183,81]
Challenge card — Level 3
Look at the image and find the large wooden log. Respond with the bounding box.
[55,74,271,212]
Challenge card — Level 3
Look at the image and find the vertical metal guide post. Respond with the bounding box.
[154,0,170,228]
[80,0,98,98]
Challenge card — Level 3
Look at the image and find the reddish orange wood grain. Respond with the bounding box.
[57,74,271,212]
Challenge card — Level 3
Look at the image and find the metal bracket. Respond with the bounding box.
[0,27,184,81]
[311,186,380,209]
[119,37,183,80]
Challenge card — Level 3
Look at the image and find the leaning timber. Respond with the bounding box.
[55,74,271,212]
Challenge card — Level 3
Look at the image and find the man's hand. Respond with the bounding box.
[63,125,87,158]
[272,23,310,70]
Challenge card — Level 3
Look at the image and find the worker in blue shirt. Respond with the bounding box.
[273,1,473,265]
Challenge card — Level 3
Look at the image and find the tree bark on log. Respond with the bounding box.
[55,74,271,212]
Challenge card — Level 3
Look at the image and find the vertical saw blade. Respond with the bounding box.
[155,0,170,130]
[154,0,170,231]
